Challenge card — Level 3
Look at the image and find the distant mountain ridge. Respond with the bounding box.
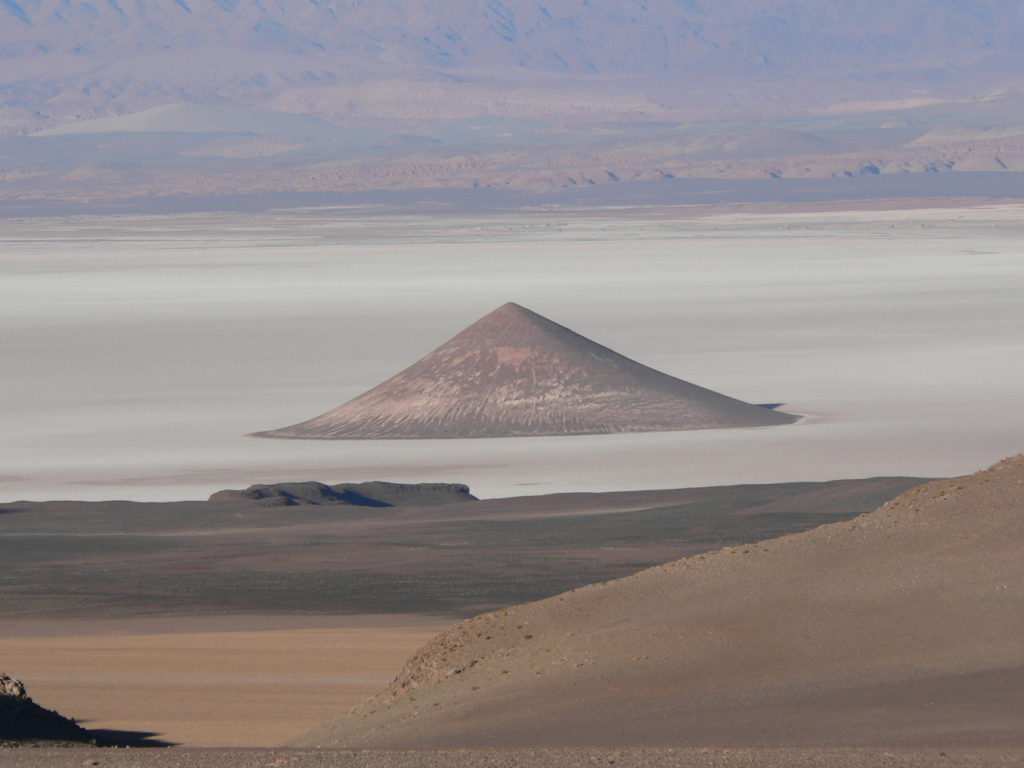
[4,0,1024,131]
[5,1,1024,204]
[5,0,1023,77]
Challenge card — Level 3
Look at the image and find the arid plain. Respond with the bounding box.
[1,475,917,745]
[5,1,1024,762]
[3,201,1024,765]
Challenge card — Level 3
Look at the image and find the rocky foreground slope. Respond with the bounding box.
[301,455,1024,749]
[262,302,795,439]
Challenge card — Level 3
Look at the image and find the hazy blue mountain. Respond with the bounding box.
[4,0,1024,127]
[4,1,1024,206]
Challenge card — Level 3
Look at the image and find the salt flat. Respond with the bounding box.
[2,204,1022,501]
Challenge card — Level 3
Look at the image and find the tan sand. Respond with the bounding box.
[302,456,1024,749]
[0,615,447,747]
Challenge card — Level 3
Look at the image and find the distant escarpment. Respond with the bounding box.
[260,302,796,440]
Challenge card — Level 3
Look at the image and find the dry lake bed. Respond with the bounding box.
[2,203,1023,502]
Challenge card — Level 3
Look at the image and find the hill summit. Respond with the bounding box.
[260,303,795,439]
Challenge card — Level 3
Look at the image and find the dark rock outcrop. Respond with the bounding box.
[209,481,477,507]
[0,674,94,747]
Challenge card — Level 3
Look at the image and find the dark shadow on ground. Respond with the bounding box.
[89,729,176,748]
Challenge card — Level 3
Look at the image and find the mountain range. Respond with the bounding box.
[6,1,1024,129]
[4,1,1024,208]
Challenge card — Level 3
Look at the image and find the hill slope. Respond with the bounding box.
[301,454,1024,748]
[260,302,795,439]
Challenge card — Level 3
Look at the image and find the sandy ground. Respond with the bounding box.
[2,204,1023,501]
[6,748,1024,768]
[0,616,446,747]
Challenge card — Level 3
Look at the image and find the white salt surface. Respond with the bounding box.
[2,205,1023,501]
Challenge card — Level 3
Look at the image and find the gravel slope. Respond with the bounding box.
[301,456,1024,749]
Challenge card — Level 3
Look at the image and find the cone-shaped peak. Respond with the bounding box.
[460,301,549,331]
[490,301,531,317]
[449,302,591,349]
[258,304,796,440]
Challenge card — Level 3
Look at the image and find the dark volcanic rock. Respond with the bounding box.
[209,481,477,507]
[0,674,93,747]
[260,302,796,439]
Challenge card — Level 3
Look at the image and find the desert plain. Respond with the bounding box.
[2,201,1024,766]
[1,474,918,745]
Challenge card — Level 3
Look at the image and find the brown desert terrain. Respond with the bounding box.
[3,462,1021,767]
[0,616,446,748]
[261,302,795,439]
[0,475,919,750]
[301,456,1024,750]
